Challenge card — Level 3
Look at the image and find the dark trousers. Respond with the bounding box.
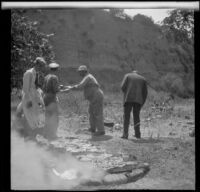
[123,102,142,138]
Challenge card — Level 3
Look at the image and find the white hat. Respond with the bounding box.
[49,62,59,69]
[77,65,88,72]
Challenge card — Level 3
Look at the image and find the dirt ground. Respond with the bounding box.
[11,94,195,190]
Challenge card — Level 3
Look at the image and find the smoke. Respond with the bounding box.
[11,130,105,190]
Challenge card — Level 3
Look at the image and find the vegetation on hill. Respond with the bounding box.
[11,9,55,90]
[11,9,194,98]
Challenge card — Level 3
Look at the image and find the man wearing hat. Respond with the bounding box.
[42,62,67,140]
[121,70,148,139]
[15,57,47,138]
[69,65,105,136]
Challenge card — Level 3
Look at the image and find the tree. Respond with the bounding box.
[11,9,55,90]
[109,8,126,18]
[133,14,155,26]
[161,9,194,44]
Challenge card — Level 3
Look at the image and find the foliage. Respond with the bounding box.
[132,14,155,26]
[11,9,55,90]
[108,8,132,21]
[161,9,194,44]
[108,8,125,18]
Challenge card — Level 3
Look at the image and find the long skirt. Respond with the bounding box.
[14,88,45,140]
[43,95,59,141]
[22,88,45,129]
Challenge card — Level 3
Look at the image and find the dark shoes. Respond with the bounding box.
[88,128,95,133]
[121,135,128,139]
[135,135,141,139]
[121,134,141,140]
[92,131,105,136]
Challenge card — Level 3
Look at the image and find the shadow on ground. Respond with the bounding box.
[130,138,164,144]
[88,135,113,142]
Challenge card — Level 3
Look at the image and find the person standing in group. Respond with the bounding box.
[68,65,105,136]
[42,62,67,141]
[121,70,148,139]
[15,57,47,138]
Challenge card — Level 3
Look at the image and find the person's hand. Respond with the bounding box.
[65,85,73,89]
[70,85,77,90]
[64,89,70,93]
[26,101,32,108]
[60,88,70,93]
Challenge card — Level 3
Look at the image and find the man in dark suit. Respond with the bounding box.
[121,70,148,139]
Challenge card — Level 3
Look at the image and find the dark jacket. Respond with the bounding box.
[43,74,59,106]
[121,72,148,106]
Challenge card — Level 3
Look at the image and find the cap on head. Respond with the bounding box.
[34,57,46,66]
[77,65,88,72]
[49,62,60,69]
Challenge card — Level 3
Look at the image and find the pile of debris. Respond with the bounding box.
[36,135,150,186]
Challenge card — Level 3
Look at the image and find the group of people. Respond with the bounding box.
[15,56,148,141]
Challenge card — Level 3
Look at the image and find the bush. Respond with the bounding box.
[11,9,55,90]
[160,72,193,98]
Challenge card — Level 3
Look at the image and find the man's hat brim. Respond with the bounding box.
[49,63,59,68]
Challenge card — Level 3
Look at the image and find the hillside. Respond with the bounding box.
[24,9,194,97]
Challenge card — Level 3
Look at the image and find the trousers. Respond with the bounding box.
[43,94,59,140]
[123,102,142,138]
[88,89,104,133]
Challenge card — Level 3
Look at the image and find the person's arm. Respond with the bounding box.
[22,71,31,98]
[72,75,90,90]
[22,71,33,108]
[142,80,148,106]
[53,76,59,93]
[121,75,128,93]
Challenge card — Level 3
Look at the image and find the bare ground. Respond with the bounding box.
[11,94,195,190]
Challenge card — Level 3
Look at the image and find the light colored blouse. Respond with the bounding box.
[75,73,100,101]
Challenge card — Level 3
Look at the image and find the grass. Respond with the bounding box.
[11,87,194,140]
[10,88,195,189]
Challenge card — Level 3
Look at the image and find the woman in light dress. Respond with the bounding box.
[15,57,47,139]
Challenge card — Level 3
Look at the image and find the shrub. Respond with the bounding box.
[11,9,55,91]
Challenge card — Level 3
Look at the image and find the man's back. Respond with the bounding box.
[121,72,147,106]
[43,74,59,94]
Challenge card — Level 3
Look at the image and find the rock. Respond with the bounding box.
[106,163,139,174]
[128,154,137,161]
[103,173,128,185]
[82,179,103,186]
[186,121,194,125]
[156,115,162,118]
[188,125,194,129]
[185,115,190,120]
[104,121,114,127]
[113,124,122,130]
[169,132,176,136]
[125,168,145,182]
[169,122,173,126]
[189,129,195,137]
